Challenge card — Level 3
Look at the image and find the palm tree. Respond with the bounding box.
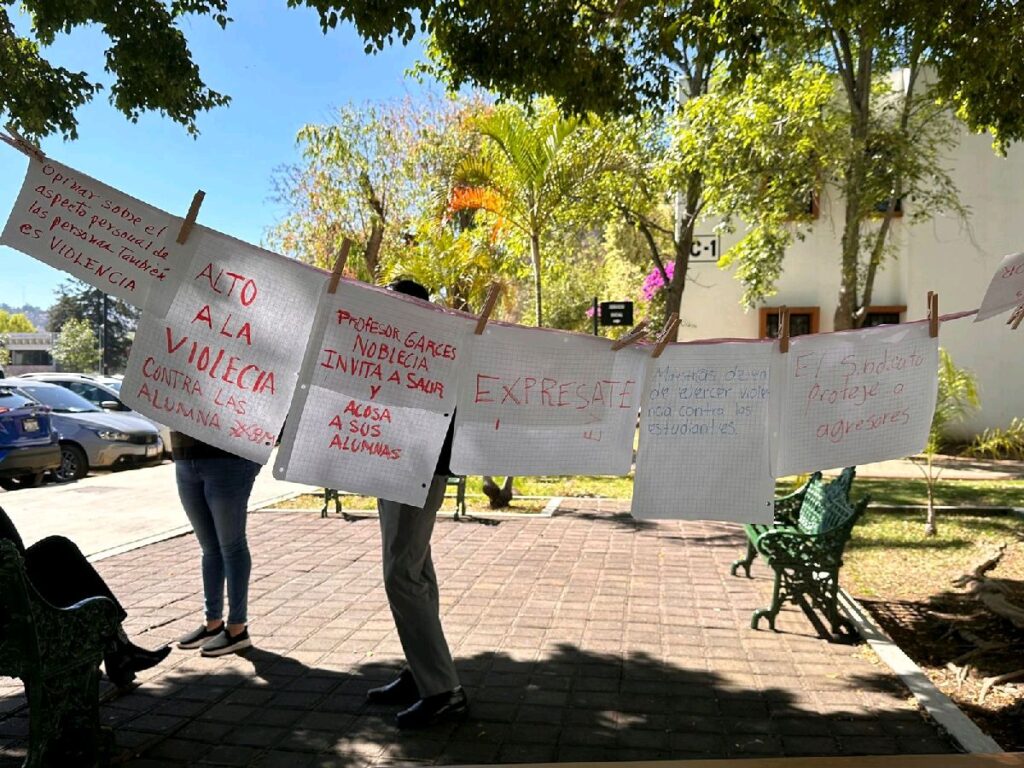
[914,348,980,536]
[453,101,612,326]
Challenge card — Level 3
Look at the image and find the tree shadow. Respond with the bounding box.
[0,642,959,766]
[861,592,1023,752]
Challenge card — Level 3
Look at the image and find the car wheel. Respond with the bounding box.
[0,473,45,491]
[0,475,43,493]
[54,444,89,483]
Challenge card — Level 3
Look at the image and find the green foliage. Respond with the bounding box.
[0,310,34,333]
[0,1,230,139]
[51,317,99,373]
[267,95,489,283]
[915,348,980,535]
[297,0,719,116]
[965,418,1024,461]
[929,348,981,454]
[47,279,138,372]
[456,99,619,326]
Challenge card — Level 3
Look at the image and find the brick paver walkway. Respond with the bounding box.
[0,503,956,766]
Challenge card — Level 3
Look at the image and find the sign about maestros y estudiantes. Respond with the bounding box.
[1,158,188,308]
[276,281,473,506]
[120,227,325,463]
[632,341,775,523]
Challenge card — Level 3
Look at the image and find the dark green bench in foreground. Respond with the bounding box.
[730,468,868,637]
[0,539,121,767]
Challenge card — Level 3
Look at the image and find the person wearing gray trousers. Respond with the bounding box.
[366,278,468,729]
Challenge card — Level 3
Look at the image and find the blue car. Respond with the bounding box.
[0,379,61,490]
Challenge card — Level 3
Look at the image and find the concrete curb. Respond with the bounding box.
[838,589,1003,754]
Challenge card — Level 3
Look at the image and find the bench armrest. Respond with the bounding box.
[28,593,122,672]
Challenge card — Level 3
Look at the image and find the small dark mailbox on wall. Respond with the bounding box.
[600,301,634,326]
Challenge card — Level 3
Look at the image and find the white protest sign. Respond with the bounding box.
[976,251,1024,322]
[773,322,938,476]
[276,282,472,506]
[632,342,775,522]
[120,228,324,463]
[1,159,185,308]
[450,325,646,477]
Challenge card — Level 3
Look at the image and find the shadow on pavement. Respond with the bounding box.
[0,642,957,766]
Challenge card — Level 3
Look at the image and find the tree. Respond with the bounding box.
[1,1,230,139]
[268,96,490,281]
[313,0,1024,146]
[0,310,35,373]
[0,310,34,332]
[51,317,99,373]
[913,348,980,537]
[453,100,619,326]
[758,1,971,329]
[48,279,138,373]
[298,1,1024,328]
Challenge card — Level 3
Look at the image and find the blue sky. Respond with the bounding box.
[0,2,436,312]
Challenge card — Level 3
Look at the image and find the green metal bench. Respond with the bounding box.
[321,476,467,519]
[730,468,868,636]
[0,539,121,767]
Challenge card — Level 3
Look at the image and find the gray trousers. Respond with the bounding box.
[377,474,460,697]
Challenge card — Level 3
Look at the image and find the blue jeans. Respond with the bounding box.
[175,457,261,625]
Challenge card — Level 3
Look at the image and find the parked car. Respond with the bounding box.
[12,380,163,482]
[0,379,61,490]
[20,372,172,456]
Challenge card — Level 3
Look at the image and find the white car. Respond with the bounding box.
[18,373,172,457]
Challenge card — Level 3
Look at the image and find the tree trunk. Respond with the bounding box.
[924,453,938,536]
[834,43,872,332]
[365,221,383,280]
[530,232,542,326]
[482,476,515,509]
[666,171,703,325]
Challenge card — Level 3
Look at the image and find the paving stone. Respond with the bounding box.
[0,508,963,765]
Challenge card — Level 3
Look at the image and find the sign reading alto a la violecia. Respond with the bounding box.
[120,227,325,463]
[1,158,188,308]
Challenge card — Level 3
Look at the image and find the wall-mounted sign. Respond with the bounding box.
[688,234,721,263]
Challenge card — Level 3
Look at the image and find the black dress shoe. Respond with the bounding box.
[105,643,171,688]
[396,687,468,729]
[366,667,419,705]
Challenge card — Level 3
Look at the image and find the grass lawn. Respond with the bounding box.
[270,474,1024,513]
[843,507,1023,600]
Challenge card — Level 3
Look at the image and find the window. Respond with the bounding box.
[872,197,903,217]
[10,350,52,366]
[759,307,820,339]
[862,305,906,327]
[68,382,105,404]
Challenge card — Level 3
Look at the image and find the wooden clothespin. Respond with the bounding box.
[927,292,939,338]
[327,239,351,294]
[610,318,650,351]
[1008,303,1024,330]
[175,190,205,244]
[0,124,45,162]
[778,306,790,353]
[650,313,680,359]
[474,283,502,335]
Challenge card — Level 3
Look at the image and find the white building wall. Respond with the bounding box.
[678,126,1024,439]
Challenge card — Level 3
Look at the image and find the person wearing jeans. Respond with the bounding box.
[172,432,261,657]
